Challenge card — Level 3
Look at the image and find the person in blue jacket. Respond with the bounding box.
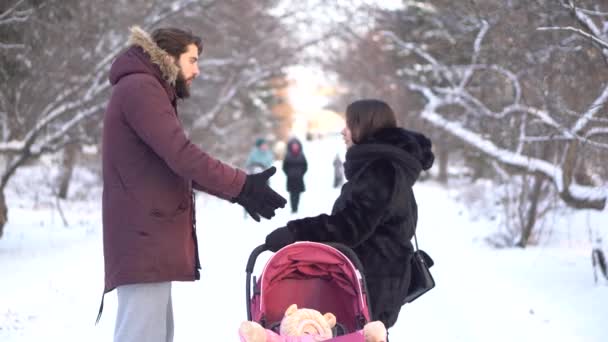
[243,138,275,218]
[245,138,274,173]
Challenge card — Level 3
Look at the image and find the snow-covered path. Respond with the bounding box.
[1,136,607,342]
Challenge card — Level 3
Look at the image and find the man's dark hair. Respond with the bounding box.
[151,27,203,58]
[346,99,397,144]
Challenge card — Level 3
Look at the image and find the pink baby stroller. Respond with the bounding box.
[245,241,373,341]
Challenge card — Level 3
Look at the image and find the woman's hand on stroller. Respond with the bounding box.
[265,227,296,252]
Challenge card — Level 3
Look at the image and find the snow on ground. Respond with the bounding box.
[1,135,607,342]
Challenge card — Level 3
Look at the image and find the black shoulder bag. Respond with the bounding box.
[403,233,435,304]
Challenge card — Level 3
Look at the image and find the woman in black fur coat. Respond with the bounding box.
[265,99,435,333]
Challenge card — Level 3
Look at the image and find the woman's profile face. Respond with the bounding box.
[342,125,353,148]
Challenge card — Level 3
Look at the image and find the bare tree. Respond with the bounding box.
[0,0,216,236]
[324,0,608,247]
[326,3,471,184]
[179,0,347,164]
[376,1,608,211]
[0,0,325,236]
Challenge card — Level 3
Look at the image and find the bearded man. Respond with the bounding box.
[100,26,286,342]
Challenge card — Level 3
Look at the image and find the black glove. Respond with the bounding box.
[265,227,296,252]
[235,166,287,222]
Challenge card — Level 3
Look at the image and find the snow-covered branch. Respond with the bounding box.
[199,58,242,68]
[190,15,313,131]
[559,0,608,59]
[569,7,608,17]
[0,0,204,188]
[412,84,607,209]
[192,64,276,130]
[387,19,608,149]
[0,42,24,50]
[383,14,608,210]
[0,0,32,26]
[0,141,25,154]
[460,20,490,89]
[379,30,457,86]
[209,115,252,137]
[0,0,33,51]
[572,83,608,134]
[585,127,608,139]
[32,103,106,155]
[537,26,608,50]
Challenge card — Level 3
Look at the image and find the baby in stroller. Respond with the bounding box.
[239,242,387,342]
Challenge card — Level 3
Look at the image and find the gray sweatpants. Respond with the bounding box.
[114,282,174,342]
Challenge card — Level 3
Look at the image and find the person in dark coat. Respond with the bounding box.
[265,99,434,335]
[101,26,285,342]
[332,152,344,188]
[282,138,308,213]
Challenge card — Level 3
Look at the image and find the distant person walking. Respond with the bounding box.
[245,138,274,174]
[243,138,275,218]
[332,153,344,188]
[282,138,307,214]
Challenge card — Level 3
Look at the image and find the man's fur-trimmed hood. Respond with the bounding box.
[109,26,179,86]
[128,26,179,85]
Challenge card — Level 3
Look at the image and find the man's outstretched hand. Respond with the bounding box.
[234,166,287,222]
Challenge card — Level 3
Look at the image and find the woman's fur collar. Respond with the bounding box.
[128,26,179,85]
[358,127,435,171]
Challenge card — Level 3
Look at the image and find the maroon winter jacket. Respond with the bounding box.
[102,27,246,293]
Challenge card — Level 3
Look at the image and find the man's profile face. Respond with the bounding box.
[175,43,200,99]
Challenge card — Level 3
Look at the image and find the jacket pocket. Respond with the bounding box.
[150,200,188,219]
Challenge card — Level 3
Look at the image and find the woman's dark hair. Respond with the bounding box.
[151,27,203,58]
[346,99,397,144]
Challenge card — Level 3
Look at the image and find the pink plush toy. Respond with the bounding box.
[239,304,386,342]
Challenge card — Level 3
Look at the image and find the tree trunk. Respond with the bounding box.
[57,143,78,199]
[437,143,449,184]
[0,188,7,239]
[517,173,544,248]
[471,155,486,181]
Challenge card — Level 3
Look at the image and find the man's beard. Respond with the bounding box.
[175,71,191,99]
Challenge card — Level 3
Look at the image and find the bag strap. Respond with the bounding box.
[413,232,434,268]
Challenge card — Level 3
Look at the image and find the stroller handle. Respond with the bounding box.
[245,242,370,322]
[246,244,268,321]
[246,244,269,273]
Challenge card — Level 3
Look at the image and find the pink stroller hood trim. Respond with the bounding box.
[257,242,369,320]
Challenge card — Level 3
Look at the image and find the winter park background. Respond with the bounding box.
[2,1,608,342]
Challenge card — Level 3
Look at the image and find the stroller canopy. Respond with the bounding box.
[252,242,371,333]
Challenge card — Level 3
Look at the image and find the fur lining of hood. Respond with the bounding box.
[128,26,179,85]
[360,127,435,171]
